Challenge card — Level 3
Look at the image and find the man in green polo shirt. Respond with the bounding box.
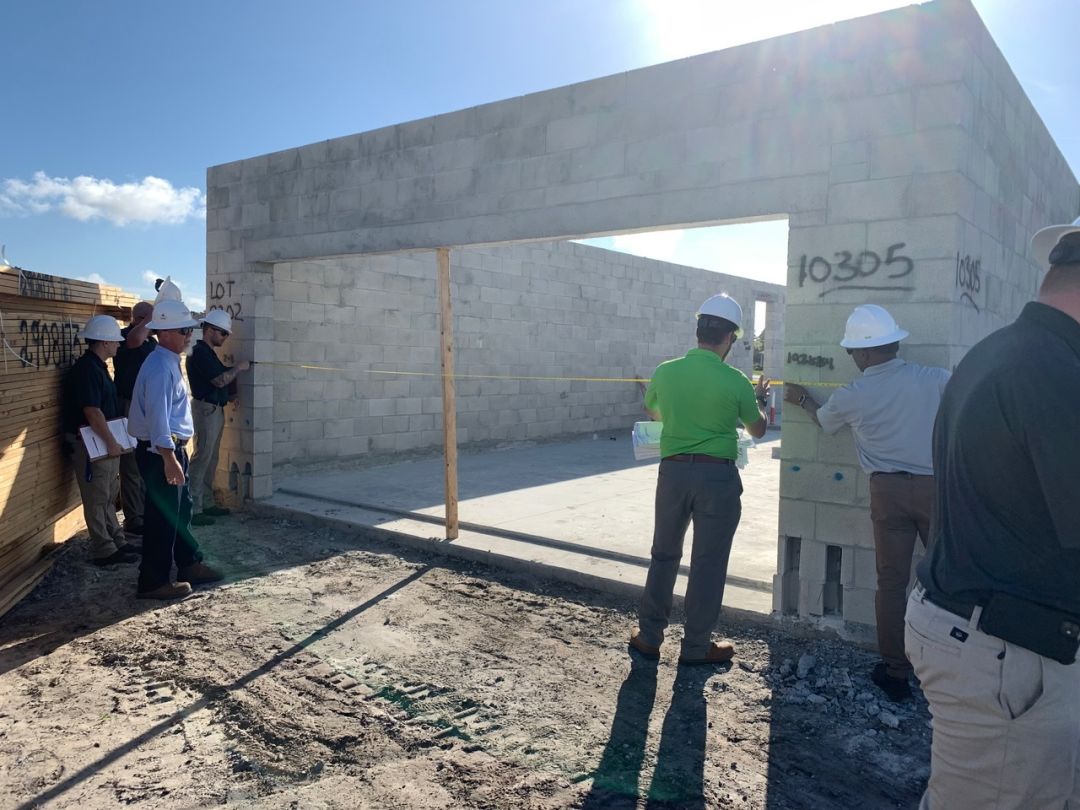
[630,293,769,664]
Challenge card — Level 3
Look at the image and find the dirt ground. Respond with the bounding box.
[0,513,931,809]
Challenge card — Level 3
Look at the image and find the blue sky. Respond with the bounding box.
[2,0,1076,310]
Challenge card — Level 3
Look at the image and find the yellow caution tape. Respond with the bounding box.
[257,361,848,388]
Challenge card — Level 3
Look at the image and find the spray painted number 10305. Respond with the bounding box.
[798,243,914,288]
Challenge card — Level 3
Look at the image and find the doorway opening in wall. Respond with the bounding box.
[270,217,788,617]
[573,217,788,612]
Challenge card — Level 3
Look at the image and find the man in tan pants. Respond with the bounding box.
[908,220,1080,807]
[784,305,950,702]
[63,315,138,566]
[185,309,249,525]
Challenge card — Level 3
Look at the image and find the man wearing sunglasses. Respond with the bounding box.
[783,305,951,702]
[127,299,223,599]
[186,309,250,526]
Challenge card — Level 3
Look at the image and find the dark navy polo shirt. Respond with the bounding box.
[186,340,229,406]
[919,302,1080,615]
[63,350,121,434]
[114,326,157,400]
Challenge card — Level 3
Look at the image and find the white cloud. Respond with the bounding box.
[0,171,206,226]
[76,272,110,285]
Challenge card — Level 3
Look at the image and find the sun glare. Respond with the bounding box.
[634,0,921,62]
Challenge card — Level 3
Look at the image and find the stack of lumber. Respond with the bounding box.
[0,265,138,617]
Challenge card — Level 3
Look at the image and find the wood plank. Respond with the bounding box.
[1,267,136,617]
[437,248,459,541]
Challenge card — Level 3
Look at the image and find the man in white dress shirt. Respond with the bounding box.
[128,299,223,599]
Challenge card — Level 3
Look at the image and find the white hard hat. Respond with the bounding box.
[201,308,232,334]
[79,315,123,342]
[840,304,909,349]
[153,275,184,304]
[697,293,744,338]
[1031,215,1080,270]
[150,299,198,331]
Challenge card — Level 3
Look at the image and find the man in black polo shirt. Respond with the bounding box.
[186,309,250,526]
[63,315,138,566]
[905,217,1080,807]
[114,301,156,536]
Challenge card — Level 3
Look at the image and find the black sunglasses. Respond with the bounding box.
[178,327,194,336]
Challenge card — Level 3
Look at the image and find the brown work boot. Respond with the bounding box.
[177,561,224,585]
[137,582,193,600]
[628,627,661,660]
[679,641,736,665]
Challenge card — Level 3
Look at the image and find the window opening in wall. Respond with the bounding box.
[753,300,767,371]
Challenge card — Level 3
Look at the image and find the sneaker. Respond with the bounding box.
[203,505,231,517]
[137,582,193,600]
[177,561,224,585]
[92,549,139,566]
[190,514,215,526]
[871,662,913,702]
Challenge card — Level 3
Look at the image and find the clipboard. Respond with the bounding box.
[79,418,137,461]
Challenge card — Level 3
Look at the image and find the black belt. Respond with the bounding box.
[664,454,733,465]
[921,586,978,621]
[137,437,189,449]
[871,471,933,478]
[196,398,224,406]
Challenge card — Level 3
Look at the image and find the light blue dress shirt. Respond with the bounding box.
[815,358,951,475]
[127,345,194,451]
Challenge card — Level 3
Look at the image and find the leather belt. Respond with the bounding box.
[664,454,733,465]
[871,471,933,478]
[137,437,189,449]
[919,585,977,621]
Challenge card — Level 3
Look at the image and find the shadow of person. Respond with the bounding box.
[646,662,721,809]
[580,655,659,809]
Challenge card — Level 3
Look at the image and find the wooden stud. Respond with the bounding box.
[436,248,459,541]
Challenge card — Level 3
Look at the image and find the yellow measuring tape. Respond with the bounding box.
[256,361,848,388]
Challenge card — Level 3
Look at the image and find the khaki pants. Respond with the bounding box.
[117,397,145,527]
[188,399,224,515]
[870,472,934,677]
[906,588,1080,808]
[72,440,125,558]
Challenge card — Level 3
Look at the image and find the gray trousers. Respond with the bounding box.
[189,399,225,514]
[637,458,742,658]
[72,440,125,558]
[118,397,145,527]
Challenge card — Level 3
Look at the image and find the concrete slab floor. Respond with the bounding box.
[267,429,782,616]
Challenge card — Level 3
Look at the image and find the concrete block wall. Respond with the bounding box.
[207,0,1077,633]
[774,2,1079,625]
[270,241,782,469]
